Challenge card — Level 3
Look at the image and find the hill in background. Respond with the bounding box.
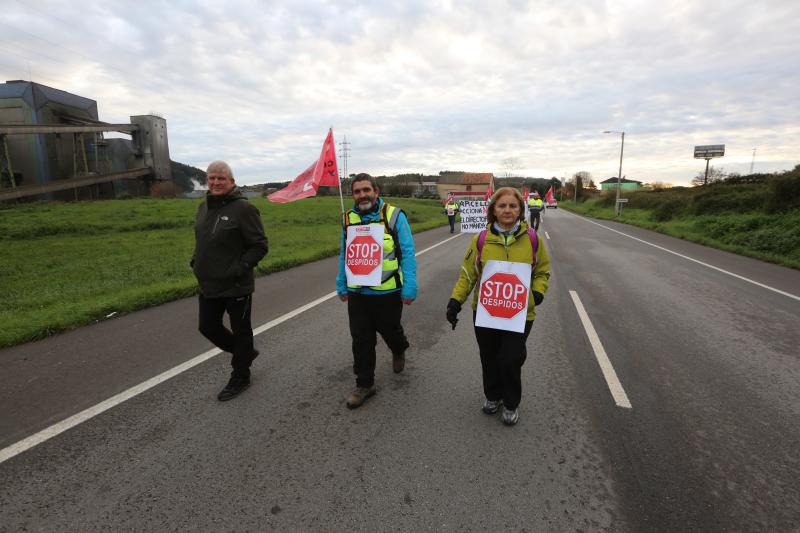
[170,161,206,192]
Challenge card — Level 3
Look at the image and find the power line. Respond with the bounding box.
[0,20,130,77]
[12,0,142,57]
[0,40,75,67]
[0,58,64,87]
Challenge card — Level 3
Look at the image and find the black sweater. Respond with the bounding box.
[192,187,268,298]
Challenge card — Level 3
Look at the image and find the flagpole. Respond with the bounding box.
[337,172,345,216]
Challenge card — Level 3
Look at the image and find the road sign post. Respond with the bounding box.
[694,144,725,185]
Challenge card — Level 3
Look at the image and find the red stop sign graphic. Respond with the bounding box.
[346,235,383,275]
[479,272,528,319]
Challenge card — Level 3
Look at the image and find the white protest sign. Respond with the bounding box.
[345,224,384,286]
[459,200,488,233]
[475,260,532,332]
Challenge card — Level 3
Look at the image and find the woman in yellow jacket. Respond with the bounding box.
[446,187,550,425]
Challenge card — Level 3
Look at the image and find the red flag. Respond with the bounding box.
[268,129,339,203]
[317,129,339,186]
[544,186,555,204]
[483,183,494,201]
[522,186,529,202]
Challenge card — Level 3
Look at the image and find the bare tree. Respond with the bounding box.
[501,157,524,178]
[569,171,592,201]
[691,166,726,186]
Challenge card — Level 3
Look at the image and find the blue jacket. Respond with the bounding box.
[336,198,418,299]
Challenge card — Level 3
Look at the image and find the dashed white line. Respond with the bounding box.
[561,210,799,302]
[0,231,464,465]
[569,290,632,409]
[544,231,551,240]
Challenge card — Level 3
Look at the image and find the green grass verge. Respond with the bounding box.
[0,196,448,348]
[560,199,800,270]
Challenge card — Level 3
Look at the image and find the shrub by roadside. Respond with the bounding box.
[561,171,800,270]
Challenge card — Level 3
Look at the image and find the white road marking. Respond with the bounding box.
[253,291,337,336]
[544,231,551,240]
[0,231,464,465]
[569,290,632,409]
[0,347,223,464]
[562,210,800,302]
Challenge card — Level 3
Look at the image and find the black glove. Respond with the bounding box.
[532,291,544,306]
[446,298,461,330]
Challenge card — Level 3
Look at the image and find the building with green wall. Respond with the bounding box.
[600,177,643,191]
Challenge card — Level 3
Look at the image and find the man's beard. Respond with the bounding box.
[357,197,376,211]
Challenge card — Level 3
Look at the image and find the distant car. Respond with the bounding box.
[546,200,558,209]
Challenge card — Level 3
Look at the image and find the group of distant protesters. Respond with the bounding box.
[192,162,549,425]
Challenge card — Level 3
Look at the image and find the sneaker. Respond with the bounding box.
[392,351,405,374]
[482,398,503,415]
[217,376,250,401]
[501,407,519,426]
[346,385,376,409]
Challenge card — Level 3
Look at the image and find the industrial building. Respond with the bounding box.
[437,172,495,200]
[0,80,171,201]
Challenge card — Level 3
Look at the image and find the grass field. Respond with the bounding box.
[560,198,800,270]
[0,196,448,348]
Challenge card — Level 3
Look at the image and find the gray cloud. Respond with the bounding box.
[1,0,797,185]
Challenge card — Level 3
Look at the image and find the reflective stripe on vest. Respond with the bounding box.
[345,203,403,291]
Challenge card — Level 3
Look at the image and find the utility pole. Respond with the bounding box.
[572,174,576,203]
[337,135,351,214]
[750,147,757,174]
[604,130,625,215]
[339,135,351,181]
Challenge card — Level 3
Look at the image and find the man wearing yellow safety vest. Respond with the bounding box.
[337,174,417,408]
[443,195,460,233]
[527,191,544,231]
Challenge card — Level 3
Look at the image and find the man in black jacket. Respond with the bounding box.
[192,161,268,401]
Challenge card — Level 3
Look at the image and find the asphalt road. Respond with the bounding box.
[1,210,799,531]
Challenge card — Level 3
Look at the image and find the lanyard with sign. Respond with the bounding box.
[345,224,384,286]
[475,259,531,332]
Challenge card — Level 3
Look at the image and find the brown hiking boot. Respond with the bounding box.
[346,386,376,409]
[392,352,405,374]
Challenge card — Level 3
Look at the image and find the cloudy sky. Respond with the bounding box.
[2,0,798,186]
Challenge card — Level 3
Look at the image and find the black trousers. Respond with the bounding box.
[348,292,409,387]
[473,313,534,410]
[447,215,456,233]
[198,294,256,379]
[531,212,541,231]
